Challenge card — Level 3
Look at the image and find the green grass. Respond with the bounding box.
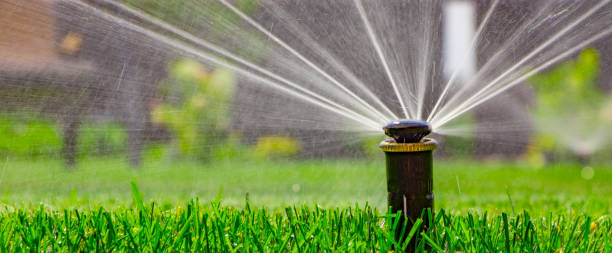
[1,156,611,251]
[1,199,610,252]
[0,156,610,215]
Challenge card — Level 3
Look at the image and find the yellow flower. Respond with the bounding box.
[590,221,598,232]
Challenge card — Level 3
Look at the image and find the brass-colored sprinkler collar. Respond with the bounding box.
[379,138,438,152]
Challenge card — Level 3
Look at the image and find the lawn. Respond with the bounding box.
[0,156,611,251]
[0,156,610,215]
[2,199,610,252]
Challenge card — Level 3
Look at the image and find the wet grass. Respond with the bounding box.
[1,199,610,252]
[0,156,610,214]
[1,157,611,251]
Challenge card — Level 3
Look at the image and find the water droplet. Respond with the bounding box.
[292,184,301,192]
[581,166,595,180]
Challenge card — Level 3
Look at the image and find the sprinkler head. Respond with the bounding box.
[380,120,436,251]
[383,119,431,143]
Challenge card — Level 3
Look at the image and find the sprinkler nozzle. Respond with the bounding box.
[383,119,431,143]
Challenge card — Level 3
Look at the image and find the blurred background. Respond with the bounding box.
[0,0,611,213]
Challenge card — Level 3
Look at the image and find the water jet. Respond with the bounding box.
[380,119,437,250]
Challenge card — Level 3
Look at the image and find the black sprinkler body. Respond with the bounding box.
[380,120,437,252]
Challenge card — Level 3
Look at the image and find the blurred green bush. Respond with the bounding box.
[253,135,301,159]
[0,113,126,158]
[151,59,237,161]
[528,48,612,164]
[0,114,61,157]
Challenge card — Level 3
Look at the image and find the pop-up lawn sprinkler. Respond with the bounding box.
[380,119,437,250]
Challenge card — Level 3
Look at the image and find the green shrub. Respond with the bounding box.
[529,48,612,163]
[0,114,61,157]
[152,59,237,161]
[253,135,300,159]
[0,113,127,158]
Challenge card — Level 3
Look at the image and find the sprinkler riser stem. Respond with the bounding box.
[385,150,433,223]
[380,136,437,253]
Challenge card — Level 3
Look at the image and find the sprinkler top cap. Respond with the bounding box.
[383,119,431,143]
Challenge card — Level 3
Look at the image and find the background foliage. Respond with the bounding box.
[152,59,236,161]
[529,48,612,164]
[0,114,126,158]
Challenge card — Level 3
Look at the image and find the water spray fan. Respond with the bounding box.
[380,119,437,249]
